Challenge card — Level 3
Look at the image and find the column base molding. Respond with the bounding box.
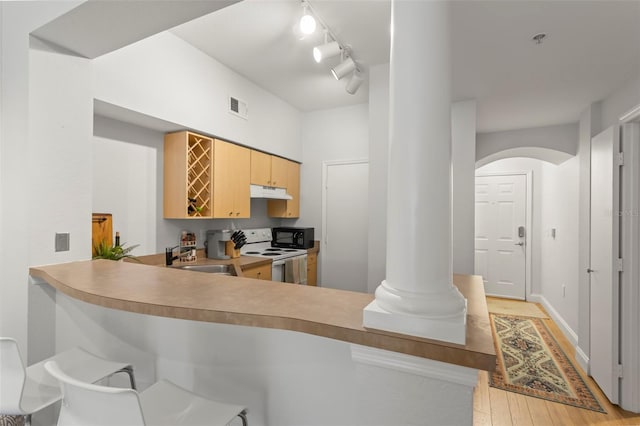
[363,298,467,345]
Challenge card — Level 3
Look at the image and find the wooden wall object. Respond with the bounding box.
[92,213,112,256]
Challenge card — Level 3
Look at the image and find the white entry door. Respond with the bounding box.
[589,126,621,404]
[322,161,369,292]
[474,174,527,299]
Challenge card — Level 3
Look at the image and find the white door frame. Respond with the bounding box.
[321,159,369,285]
[618,105,640,412]
[475,171,533,300]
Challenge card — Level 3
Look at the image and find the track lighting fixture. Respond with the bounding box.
[345,70,363,95]
[313,40,341,63]
[298,0,365,93]
[331,56,356,80]
[299,2,316,35]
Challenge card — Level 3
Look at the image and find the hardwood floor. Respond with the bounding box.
[474,298,640,425]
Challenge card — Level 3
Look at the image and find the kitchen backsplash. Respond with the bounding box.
[155,199,296,253]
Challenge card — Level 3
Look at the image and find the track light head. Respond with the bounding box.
[299,3,316,35]
[313,40,341,63]
[331,57,356,80]
[345,70,363,94]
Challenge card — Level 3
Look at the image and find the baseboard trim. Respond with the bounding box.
[528,293,578,347]
[575,345,590,374]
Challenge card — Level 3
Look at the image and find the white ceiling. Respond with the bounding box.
[32,0,239,59]
[170,0,640,133]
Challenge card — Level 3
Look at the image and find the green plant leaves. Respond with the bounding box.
[92,240,140,261]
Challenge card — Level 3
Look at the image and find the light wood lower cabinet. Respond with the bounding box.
[268,161,300,218]
[307,252,317,286]
[242,263,272,280]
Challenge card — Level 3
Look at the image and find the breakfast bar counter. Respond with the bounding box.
[29,259,495,371]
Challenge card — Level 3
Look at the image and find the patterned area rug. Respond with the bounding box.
[489,314,606,413]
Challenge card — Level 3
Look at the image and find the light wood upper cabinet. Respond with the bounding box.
[164,131,298,220]
[163,131,213,219]
[250,150,288,189]
[270,156,289,188]
[213,139,250,218]
[250,150,271,186]
[268,160,300,218]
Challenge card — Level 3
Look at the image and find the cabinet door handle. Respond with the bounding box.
[236,212,240,216]
[229,212,233,216]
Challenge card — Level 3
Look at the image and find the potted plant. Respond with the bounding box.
[92,240,140,261]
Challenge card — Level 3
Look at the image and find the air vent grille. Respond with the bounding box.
[229,96,248,119]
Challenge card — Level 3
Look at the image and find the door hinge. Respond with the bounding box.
[615,364,624,378]
[616,258,624,272]
[616,152,624,166]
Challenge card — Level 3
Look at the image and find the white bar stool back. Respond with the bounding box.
[0,337,135,425]
[45,360,248,426]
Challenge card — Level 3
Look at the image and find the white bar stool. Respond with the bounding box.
[45,360,248,426]
[0,337,135,426]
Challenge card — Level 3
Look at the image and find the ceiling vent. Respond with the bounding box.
[229,96,248,120]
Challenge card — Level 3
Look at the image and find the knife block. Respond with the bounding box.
[225,241,240,259]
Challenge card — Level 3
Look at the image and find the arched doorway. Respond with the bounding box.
[474,147,578,309]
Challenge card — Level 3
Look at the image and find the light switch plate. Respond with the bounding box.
[55,233,70,252]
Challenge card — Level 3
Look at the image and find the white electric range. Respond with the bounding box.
[239,228,308,283]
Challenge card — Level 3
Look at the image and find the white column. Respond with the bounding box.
[363,0,467,344]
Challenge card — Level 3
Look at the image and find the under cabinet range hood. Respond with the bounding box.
[250,184,293,200]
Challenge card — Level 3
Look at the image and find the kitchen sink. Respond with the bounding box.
[172,264,236,276]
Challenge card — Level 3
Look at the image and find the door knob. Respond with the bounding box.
[514,242,524,246]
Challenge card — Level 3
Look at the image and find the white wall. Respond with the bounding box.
[367,64,390,293]
[539,157,580,337]
[299,104,369,286]
[452,100,477,274]
[29,39,93,264]
[1,1,84,360]
[601,74,640,129]
[93,31,302,162]
[477,123,578,162]
[93,116,160,255]
[93,116,283,255]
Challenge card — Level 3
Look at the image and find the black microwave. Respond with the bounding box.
[272,227,315,249]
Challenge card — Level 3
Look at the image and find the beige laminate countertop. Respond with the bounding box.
[29,259,495,371]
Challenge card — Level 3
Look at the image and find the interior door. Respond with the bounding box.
[474,174,527,299]
[589,125,621,404]
[322,161,368,292]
